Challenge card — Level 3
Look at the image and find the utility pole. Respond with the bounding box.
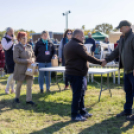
[62,10,71,30]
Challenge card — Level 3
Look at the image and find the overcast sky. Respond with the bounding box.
[0,0,134,33]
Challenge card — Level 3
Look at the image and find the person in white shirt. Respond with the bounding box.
[1,27,15,94]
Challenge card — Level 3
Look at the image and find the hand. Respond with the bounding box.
[27,59,33,64]
[54,54,57,58]
[59,58,62,63]
[133,70,134,76]
[101,59,107,67]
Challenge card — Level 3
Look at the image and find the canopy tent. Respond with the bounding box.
[91,32,108,41]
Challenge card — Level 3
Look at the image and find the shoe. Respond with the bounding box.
[40,89,44,93]
[64,85,69,90]
[71,114,87,122]
[46,89,50,93]
[116,111,132,118]
[26,101,35,106]
[5,88,9,94]
[14,98,20,103]
[82,113,93,118]
[126,115,134,121]
[11,89,15,94]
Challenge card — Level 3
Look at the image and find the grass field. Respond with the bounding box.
[0,71,134,134]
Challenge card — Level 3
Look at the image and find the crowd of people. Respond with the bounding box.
[1,20,134,121]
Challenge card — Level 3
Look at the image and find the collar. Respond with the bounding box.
[125,29,132,39]
[6,34,12,39]
[72,38,83,44]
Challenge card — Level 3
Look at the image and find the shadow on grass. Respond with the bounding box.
[78,115,134,134]
[0,89,98,117]
[30,121,74,134]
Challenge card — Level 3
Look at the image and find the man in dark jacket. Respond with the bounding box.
[64,29,102,121]
[101,20,134,121]
[85,32,96,56]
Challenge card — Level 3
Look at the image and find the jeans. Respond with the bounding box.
[65,74,87,118]
[38,62,51,91]
[124,72,134,114]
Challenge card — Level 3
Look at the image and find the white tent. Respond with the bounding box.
[109,25,134,43]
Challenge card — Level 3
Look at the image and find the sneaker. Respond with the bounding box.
[71,114,87,122]
[116,111,132,118]
[40,89,44,93]
[26,101,35,106]
[126,114,134,121]
[82,113,93,118]
[11,89,15,94]
[5,88,9,94]
[14,98,20,103]
[64,85,69,90]
[46,89,51,93]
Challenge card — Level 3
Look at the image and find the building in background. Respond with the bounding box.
[31,32,63,43]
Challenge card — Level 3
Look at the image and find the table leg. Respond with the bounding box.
[113,71,115,84]
[118,69,120,85]
[99,74,103,102]
[108,73,112,97]
[56,72,61,91]
[91,74,94,83]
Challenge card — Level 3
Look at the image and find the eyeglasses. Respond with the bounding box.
[22,37,27,40]
[67,33,72,35]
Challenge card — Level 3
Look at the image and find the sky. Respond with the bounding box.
[0,0,134,33]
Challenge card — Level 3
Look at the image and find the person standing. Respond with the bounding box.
[85,32,96,56]
[103,37,109,44]
[0,41,5,76]
[28,39,34,49]
[34,30,57,93]
[101,20,134,121]
[1,27,15,94]
[13,32,35,105]
[59,29,73,89]
[64,29,102,121]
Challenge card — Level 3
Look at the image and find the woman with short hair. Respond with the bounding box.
[1,27,15,94]
[13,32,35,105]
[34,30,57,93]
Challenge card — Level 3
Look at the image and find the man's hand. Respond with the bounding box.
[101,59,107,67]
[59,58,62,63]
[133,70,134,76]
[54,54,57,58]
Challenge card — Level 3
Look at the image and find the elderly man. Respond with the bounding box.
[64,29,102,121]
[103,37,109,44]
[85,32,96,56]
[102,20,134,121]
[1,27,15,94]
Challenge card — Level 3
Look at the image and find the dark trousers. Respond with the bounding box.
[124,72,134,114]
[66,74,87,118]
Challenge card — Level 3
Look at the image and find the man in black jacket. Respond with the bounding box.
[102,20,134,121]
[64,29,102,121]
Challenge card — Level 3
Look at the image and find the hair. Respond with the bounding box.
[88,32,91,36]
[4,27,13,37]
[72,29,83,38]
[63,29,73,38]
[17,32,27,41]
[41,30,50,39]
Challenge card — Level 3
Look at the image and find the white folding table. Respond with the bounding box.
[40,67,117,101]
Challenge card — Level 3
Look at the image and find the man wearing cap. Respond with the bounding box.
[85,32,96,56]
[101,20,134,121]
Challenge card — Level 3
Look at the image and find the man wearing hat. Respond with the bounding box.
[101,20,134,121]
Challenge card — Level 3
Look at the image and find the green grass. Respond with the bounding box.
[0,71,134,134]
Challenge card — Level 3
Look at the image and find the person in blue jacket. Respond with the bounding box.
[85,32,96,56]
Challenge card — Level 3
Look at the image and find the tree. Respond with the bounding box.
[95,23,113,34]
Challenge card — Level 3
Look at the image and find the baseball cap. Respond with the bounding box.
[116,20,132,29]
